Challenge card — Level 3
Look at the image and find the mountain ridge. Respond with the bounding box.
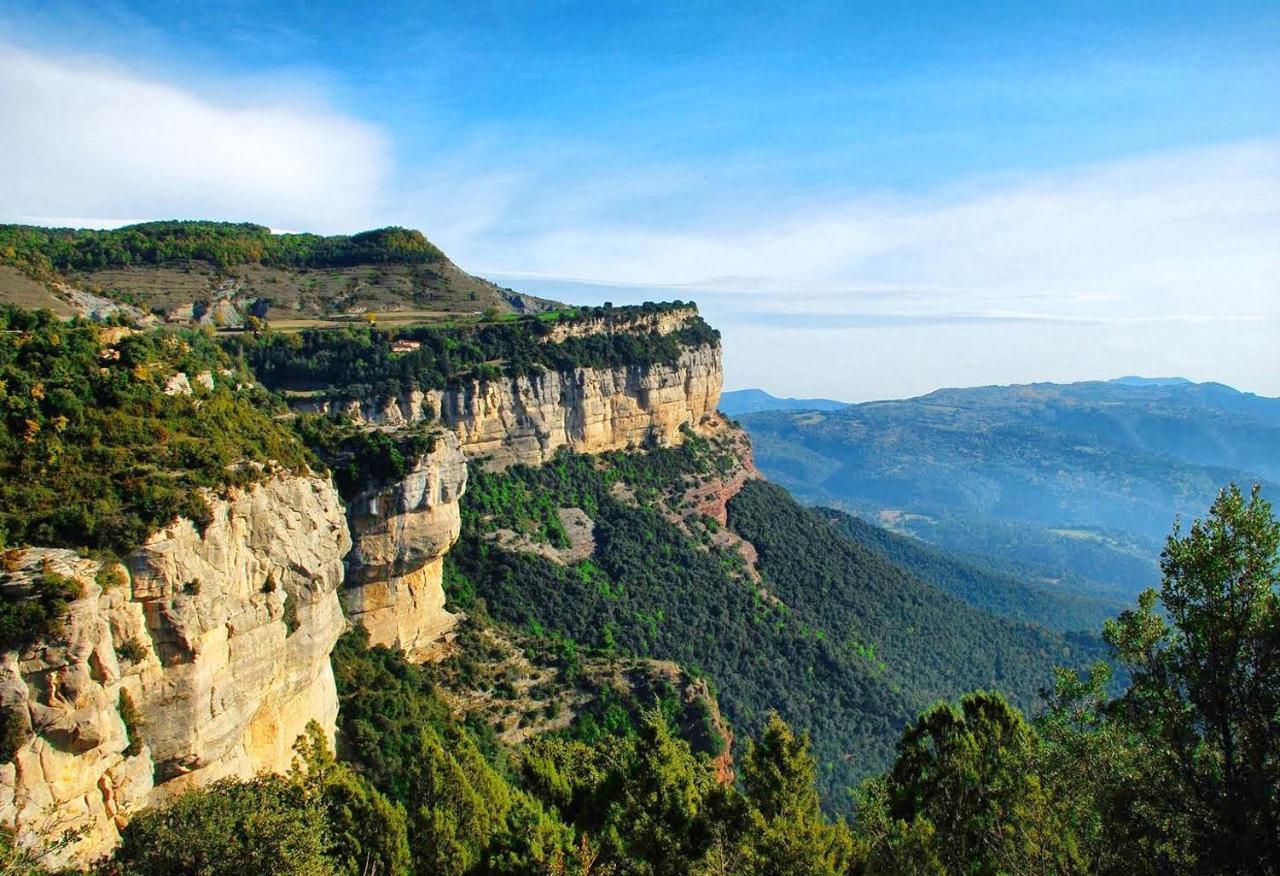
[739,376,1280,598]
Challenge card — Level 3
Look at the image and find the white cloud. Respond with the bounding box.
[470,139,1279,321]
[0,43,388,232]
[468,140,1280,398]
[1,40,1274,399]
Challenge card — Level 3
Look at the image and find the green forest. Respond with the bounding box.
[812,506,1123,633]
[445,438,1103,805]
[0,307,308,555]
[7,483,1271,875]
[0,222,447,275]
[229,306,718,398]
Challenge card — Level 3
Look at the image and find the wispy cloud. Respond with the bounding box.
[0,42,388,232]
[469,139,1279,323]
[1,40,1275,400]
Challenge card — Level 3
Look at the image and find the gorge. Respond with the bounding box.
[0,292,728,865]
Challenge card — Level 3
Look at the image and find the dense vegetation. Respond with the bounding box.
[0,567,81,652]
[445,439,1100,807]
[813,505,1122,632]
[0,306,308,554]
[0,222,446,276]
[292,414,440,501]
[228,306,718,398]
[53,482,1276,874]
[740,378,1280,598]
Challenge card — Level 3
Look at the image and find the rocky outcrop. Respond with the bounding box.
[438,344,722,468]
[342,432,468,660]
[540,306,698,343]
[0,473,350,867]
[299,343,723,469]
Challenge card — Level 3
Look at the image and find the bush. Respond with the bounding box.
[114,775,333,875]
[118,690,145,757]
[115,638,147,664]
[0,569,82,652]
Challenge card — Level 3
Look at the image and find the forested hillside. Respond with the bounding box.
[442,430,1101,806]
[0,221,558,326]
[813,506,1123,632]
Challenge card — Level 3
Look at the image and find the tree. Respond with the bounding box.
[737,713,856,876]
[113,776,333,876]
[864,691,1079,875]
[601,711,718,875]
[1105,483,1280,873]
[290,722,412,876]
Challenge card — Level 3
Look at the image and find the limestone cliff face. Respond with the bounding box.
[539,306,698,343]
[298,342,723,469]
[0,473,350,866]
[436,343,722,468]
[342,432,468,660]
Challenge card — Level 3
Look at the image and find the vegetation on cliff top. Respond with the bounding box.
[229,303,718,398]
[0,306,308,554]
[292,414,441,502]
[0,221,446,276]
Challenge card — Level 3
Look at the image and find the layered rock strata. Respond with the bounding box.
[0,473,350,866]
[540,306,698,343]
[341,432,469,660]
[298,342,723,469]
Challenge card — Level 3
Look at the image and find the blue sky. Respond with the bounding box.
[2,1,1277,399]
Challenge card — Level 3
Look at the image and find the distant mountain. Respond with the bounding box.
[1109,375,1193,387]
[739,378,1280,599]
[720,388,847,416]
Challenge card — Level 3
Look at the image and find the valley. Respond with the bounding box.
[739,379,1280,602]
[0,221,1270,874]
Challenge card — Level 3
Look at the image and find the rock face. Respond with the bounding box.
[297,343,723,469]
[342,432,469,660]
[0,472,350,867]
[540,306,698,343]
[438,343,722,468]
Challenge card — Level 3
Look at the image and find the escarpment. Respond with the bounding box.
[0,299,729,867]
[0,472,350,866]
[299,341,723,469]
[341,431,469,660]
[437,342,722,468]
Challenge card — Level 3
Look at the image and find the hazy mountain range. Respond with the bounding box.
[719,388,848,416]
[737,378,1280,601]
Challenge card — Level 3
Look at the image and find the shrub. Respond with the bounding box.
[118,690,145,757]
[115,637,147,664]
[0,570,82,652]
[114,775,333,876]
[0,705,28,764]
[95,564,128,591]
[282,595,300,636]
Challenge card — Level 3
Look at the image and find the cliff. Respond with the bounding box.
[0,299,728,866]
[539,305,698,343]
[0,473,350,866]
[300,342,723,469]
[341,431,469,660]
